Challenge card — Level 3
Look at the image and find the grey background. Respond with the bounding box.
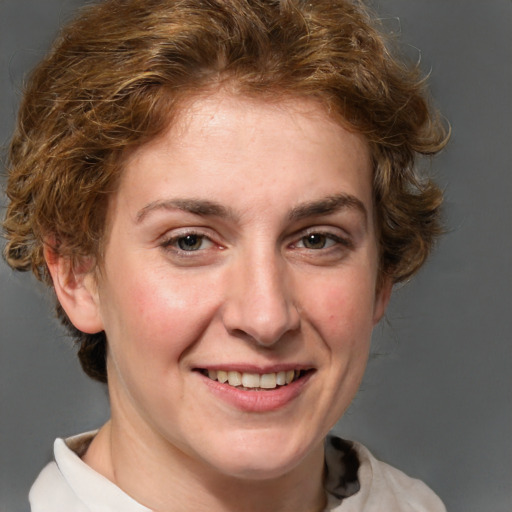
[1,0,510,511]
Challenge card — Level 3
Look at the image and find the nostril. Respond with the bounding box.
[221,266,300,346]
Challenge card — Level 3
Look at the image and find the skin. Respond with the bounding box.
[47,92,391,512]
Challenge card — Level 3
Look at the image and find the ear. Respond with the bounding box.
[372,276,393,325]
[44,245,104,334]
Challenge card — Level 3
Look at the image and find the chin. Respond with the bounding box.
[197,428,319,481]
[213,453,303,481]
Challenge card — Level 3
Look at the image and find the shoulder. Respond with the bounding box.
[29,432,151,512]
[325,436,446,512]
[29,461,90,512]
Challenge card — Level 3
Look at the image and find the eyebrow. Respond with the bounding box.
[288,194,368,225]
[136,198,237,223]
[136,193,367,225]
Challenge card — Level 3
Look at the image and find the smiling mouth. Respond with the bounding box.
[197,369,312,391]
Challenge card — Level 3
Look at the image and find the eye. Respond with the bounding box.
[295,232,346,250]
[161,232,214,252]
[177,234,208,251]
[299,233,335,250]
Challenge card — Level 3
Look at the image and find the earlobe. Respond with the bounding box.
[373,277,393,325]
[44,245,104,334]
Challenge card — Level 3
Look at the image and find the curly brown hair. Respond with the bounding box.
[2,0,448,383]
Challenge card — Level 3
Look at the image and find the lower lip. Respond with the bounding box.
[198,372,314,413]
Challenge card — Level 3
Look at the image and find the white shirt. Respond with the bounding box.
[29,432,445,511]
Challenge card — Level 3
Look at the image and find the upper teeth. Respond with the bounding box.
[207,370,297,389]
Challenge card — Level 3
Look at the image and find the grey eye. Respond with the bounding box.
[177,234,204,251]
[301,233,328,249]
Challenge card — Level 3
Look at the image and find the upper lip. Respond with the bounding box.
[193,364,314,374]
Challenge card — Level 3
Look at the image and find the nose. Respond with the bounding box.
[221,252,300,347]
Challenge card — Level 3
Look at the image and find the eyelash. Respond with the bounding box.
[160,228,352,257]
[292,230,353,251]
[160,230,216,254]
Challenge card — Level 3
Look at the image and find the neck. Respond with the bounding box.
[83,419,327,512]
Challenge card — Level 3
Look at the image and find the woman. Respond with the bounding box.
[3,0,448,510]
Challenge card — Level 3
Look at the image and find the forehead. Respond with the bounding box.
[114,91,373,223]
[173,91,366,154]
[125,91,370,172]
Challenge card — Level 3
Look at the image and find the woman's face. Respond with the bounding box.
[86,92,390,479]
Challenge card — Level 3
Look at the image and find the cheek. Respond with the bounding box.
[300,270,377,363]
[102,268,223,364]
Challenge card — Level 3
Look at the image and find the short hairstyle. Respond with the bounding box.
[2,0,448,382]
